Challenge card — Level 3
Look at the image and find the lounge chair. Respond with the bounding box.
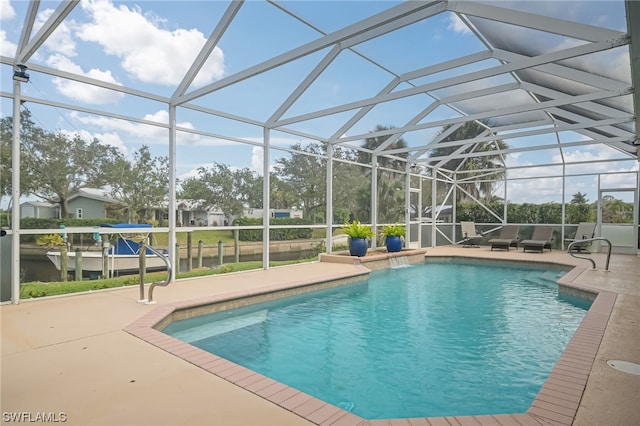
[521,226,554,253]
[564,222,596,253]
[489,225,520,251]
[460,221,483,247]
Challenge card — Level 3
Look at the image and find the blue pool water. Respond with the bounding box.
[163,261,591,419]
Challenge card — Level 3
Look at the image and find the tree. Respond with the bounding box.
[428,120,508,202]
[358,125,408,172]
[270,176,297,210]
[566,192,592,224]
[570,192,588,204]
[179,163,261,224]
[107,145,169,223]
[601,195,633,223]
[356,126,408,223]
[273,143,327,223]
[3,110,123,218]
[0,110,46,204]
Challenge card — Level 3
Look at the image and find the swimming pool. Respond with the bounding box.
[163,261,591,419]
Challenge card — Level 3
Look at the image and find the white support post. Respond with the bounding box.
[452,172,457,243]
[168,105,177,281]
[418,176,423,248]
[561,163,566,248]
[431,173,437,247]
[371,155,378,249]
[262,128,270,269]
[503,174,508,223]
[11,80,21,304]
[326,144,333,253]
[635,170,639,255]
[404,163,411,248]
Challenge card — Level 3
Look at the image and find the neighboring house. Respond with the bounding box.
[151,199,226,227]
[243,208,303,220]
[20,201,59,219]
[151,202,303,227]
[20,188,123,220]
[65,188,122,219]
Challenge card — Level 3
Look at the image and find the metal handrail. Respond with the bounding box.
[568,237,612,271]
[144,245,173,304]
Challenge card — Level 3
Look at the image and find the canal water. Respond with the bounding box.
[21,250,318,282]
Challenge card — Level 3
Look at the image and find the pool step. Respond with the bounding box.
[523,270,563,287]
[170,309,268,343]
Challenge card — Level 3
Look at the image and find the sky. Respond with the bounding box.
[1,0,637,208]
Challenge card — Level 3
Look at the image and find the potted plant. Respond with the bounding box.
[341,220,374,257]
[380,223,405,253]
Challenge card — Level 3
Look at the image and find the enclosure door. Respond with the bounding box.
[408,189,421,248]
[597,189,638,254]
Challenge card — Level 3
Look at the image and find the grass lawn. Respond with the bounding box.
[151,229,237,246]
[20,257,318,299]
[150,228,331,246]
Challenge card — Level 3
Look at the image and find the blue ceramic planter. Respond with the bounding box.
[349,237,368,257]
[385,235,403,253]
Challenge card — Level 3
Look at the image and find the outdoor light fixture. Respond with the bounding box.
[13,64,29,83]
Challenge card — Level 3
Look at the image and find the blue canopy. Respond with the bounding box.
[100,223,154,255]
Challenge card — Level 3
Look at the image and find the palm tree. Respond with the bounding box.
[358,125,408,173]
[356,126,409,221]
[428,121,508,201]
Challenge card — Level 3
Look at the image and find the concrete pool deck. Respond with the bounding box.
[1,247,638,425]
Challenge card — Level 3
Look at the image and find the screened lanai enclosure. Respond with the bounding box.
[1,0,639,302]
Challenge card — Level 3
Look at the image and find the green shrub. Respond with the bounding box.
[20,218,122,243]
[35,234,65,248]
[233,217,313,241]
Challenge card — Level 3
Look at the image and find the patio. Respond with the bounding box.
[2,247,638,426]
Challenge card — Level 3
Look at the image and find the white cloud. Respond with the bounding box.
[59,129,128,155]
[0,30,17,56]
[0,0,15,20]
[251,147,264,175]
[447,14,470,35]
[600,166,639,188]
[47,54,124,104]
[507,176,564,203]
[77,0,225,86]
[69,109,201,145]
[36,8,76,57]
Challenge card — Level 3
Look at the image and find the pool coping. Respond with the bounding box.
[124,256,616,426]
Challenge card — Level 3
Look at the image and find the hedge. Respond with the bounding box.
[19,218,123,243]
[233,217,313,241]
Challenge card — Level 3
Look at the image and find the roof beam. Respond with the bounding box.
[447,1,624,42]
[273,37,628,128]
[521,81,634,122]
[383,117,634,156]
[372,82,519,153]
[267,44,342,125]
[0,57,170,104]
[16,0,39,63]
[171,0,244,102]
[17,0,79,63]
[325,52,492,144]
[626,0,640,147]
[336,85,630,147]
[176,1,445,106]
[424,136,630,163]
[493,49,629,92]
